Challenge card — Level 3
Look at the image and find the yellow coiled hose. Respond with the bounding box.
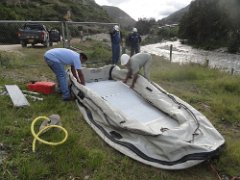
[31,116,68,152]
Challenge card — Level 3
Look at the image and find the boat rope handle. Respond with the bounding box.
[31,116,68,152]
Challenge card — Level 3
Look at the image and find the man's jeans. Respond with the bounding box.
[130,45,140,56]
[44,57,70,100]
[112,43,120,64]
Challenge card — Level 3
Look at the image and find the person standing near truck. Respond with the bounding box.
[44,48,88,101]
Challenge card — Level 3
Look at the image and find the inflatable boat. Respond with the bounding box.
[68,65,225,170]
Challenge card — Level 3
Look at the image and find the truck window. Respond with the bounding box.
[25,24,44,31]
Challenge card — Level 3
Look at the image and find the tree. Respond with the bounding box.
[178,0,238,50]
[135,18,156,35]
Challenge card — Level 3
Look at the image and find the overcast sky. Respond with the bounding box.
[95,0,192,21]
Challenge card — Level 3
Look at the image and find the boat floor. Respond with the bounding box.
[86,80,178,128]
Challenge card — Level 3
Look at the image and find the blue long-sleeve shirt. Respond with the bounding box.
[110,30,121,44]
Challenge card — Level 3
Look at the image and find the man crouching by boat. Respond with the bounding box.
[120,53,152,89]
[44,48,88,101]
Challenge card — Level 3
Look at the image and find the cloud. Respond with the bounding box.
[158,8,176,17]
[105,0,129,6]
[95,0,192,20]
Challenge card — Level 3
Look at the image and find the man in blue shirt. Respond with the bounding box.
[44,48,88,101]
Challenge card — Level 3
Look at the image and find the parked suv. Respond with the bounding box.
[49,28,61,46]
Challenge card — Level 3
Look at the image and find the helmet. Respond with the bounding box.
[113,25,119,31]
[121,54,130,66]
[132,27,137,32]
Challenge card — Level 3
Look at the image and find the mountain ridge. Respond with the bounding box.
[1,0,189,29]
[159,5,189,25]
[101,5,136,28]
[0,0,111,22]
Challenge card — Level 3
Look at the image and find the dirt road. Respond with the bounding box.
[0,44,21,51]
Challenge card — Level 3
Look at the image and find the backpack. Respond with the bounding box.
[129,33,140,45]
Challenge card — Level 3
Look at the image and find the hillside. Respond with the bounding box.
[159,5,189,25]
[0,0,111,22]
[102,5,136,28]
[178,0,240,52]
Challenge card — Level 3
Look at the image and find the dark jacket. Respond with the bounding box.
[128,32,141,47]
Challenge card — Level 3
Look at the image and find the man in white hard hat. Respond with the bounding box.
[114,25,119,31]
[110,25,121,64]
[120,52,152,88]
[128,27,142,56]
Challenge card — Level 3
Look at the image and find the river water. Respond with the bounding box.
[141,40,240,75]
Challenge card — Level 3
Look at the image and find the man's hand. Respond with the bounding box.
[77,69,85,85]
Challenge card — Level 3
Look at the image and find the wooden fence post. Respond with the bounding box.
[170,44,173,62]
[61,22,66,48]
[205,59,209,67]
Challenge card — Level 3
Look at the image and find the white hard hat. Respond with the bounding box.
[113,25,119,31]
[132,28,137,32]
[121,54,130,66]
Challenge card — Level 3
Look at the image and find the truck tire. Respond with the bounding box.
[43,39,50,47]
[21,41,27,48]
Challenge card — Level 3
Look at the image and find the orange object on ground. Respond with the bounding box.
[27,81,56,94]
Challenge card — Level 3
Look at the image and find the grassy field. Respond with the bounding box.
[0,41,240,180]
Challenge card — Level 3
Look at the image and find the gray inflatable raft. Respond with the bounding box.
[68,65,225,170]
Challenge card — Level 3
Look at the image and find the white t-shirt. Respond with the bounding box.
[129,53,151,74]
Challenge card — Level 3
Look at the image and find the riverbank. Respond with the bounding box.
[141,39,240,75]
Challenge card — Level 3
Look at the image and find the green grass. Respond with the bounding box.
[0,41,240,179]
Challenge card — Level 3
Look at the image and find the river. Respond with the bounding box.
[1,35,240,75]
[141,40,240,75]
